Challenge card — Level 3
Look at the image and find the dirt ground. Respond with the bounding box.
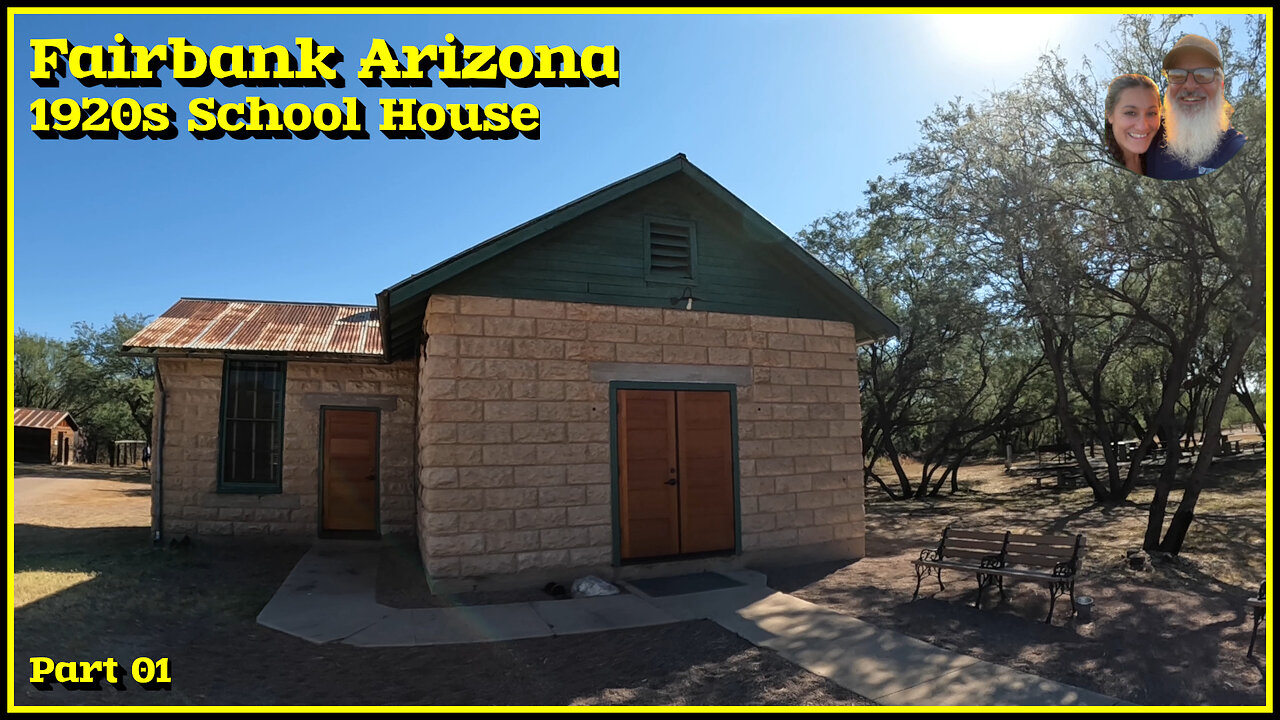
[760,455,1269,706]
[10,464,868,707]
[10,456,1268,706]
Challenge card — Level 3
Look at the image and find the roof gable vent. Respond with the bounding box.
[645,218,697,283]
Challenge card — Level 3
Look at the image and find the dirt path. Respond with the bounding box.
[14,467,151,530]
[11,465,871,707]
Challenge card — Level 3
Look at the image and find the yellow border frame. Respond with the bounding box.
[5,6,1273,714]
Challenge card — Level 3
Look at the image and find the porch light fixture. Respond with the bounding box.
[671,286,699,311]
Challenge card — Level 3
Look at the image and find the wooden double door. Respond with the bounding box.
[617,389,736,560]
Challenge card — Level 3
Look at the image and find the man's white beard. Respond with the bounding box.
[1163,91,1232,168]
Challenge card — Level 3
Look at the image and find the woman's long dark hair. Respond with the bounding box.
[1104,74,1160,174]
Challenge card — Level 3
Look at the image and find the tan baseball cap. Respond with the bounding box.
[1163,34,1222,70]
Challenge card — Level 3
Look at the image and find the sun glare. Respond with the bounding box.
[930,14,1077,69]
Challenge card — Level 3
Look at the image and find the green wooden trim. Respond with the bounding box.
[612,381,739,393]
[608,381,741,565]
[317,405,382,539]
[727,387,742,555]
[384,155,686,306]
[216,358,286,494]
[376,290,392,365]
[609,384,621,566]
[643,215,698,286]
[381,153,899,359]
[677,160,899,340]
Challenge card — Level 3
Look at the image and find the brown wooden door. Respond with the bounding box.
[618,389,735,560]
[676,391,735,554]
[321,408,379,533]
[618,390,680,558]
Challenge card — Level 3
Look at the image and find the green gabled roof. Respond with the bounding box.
[377,153,898,359]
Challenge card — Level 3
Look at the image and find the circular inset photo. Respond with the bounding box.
[1114,34,1248,181]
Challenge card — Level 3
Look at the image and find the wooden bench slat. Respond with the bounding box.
[948,534,1007,546]
[1008,538,1080,556]
[946,529,1009,542]
[1003,548,1075,561]
[941,548,1003,562]
[1010,533,1085,547]
[1005,551,1076,565]
[945,539,1007,553]
[1004,561,1072,572]
[989,568,1065,582]
[913,526,1086,623]
[916,559,984,571]
[1246,598,1265,608]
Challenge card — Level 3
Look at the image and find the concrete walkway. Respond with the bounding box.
[258,542,1129,706]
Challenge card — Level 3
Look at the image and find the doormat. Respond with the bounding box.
[628,572,744,597]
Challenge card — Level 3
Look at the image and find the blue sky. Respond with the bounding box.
[8,10,1262,340]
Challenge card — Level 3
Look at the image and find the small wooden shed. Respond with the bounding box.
[14,408,79,464]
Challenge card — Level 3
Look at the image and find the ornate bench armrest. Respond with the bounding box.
[918,548,941,563]
[980,555,1005,570]
[1052,561,1077,578]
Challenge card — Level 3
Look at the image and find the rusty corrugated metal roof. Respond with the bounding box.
[123,298,382,357]
[14,408,78,431]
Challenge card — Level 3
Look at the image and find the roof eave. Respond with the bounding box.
[379,153,899,354]
[122,347,393,364]
[380,153,688,308]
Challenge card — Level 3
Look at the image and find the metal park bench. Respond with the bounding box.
[912,526,1087,624]
[1247,581,1266,658]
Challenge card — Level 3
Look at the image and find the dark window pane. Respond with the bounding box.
[256,384,276,419]
[220,360,285,487]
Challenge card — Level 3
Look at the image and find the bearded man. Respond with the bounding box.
[1146,34,1247,180]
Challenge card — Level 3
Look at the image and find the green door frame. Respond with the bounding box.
[609,381,742,565]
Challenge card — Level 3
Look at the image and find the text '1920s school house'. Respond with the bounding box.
[124,154,897,589]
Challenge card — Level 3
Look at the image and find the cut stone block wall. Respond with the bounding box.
[417,294,865,583]
[154,357,416,538]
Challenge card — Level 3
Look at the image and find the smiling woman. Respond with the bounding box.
[1103,74,1161,175]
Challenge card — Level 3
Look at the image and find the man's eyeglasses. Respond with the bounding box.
[1164,68,1221,85]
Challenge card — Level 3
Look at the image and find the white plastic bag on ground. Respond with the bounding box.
[571,575,620,598]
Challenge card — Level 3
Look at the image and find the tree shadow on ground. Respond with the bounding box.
[14,525,868,706]
[772,457,1267,705]
[14,463,150,482]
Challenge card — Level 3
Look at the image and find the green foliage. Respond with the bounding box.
[13,314,154,462]
[797,201,1050,499]
[14,330,96,415]
[798,13,1266,542]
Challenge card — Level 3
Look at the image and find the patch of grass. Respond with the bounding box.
[14,530,308,645]
[13,571,99,608]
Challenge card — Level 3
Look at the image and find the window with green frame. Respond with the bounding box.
[218,359,285,492]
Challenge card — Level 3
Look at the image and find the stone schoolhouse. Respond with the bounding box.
[124,154,897,589]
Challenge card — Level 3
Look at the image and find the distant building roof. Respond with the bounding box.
[14,408,79,431]
[123,298,383,358]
